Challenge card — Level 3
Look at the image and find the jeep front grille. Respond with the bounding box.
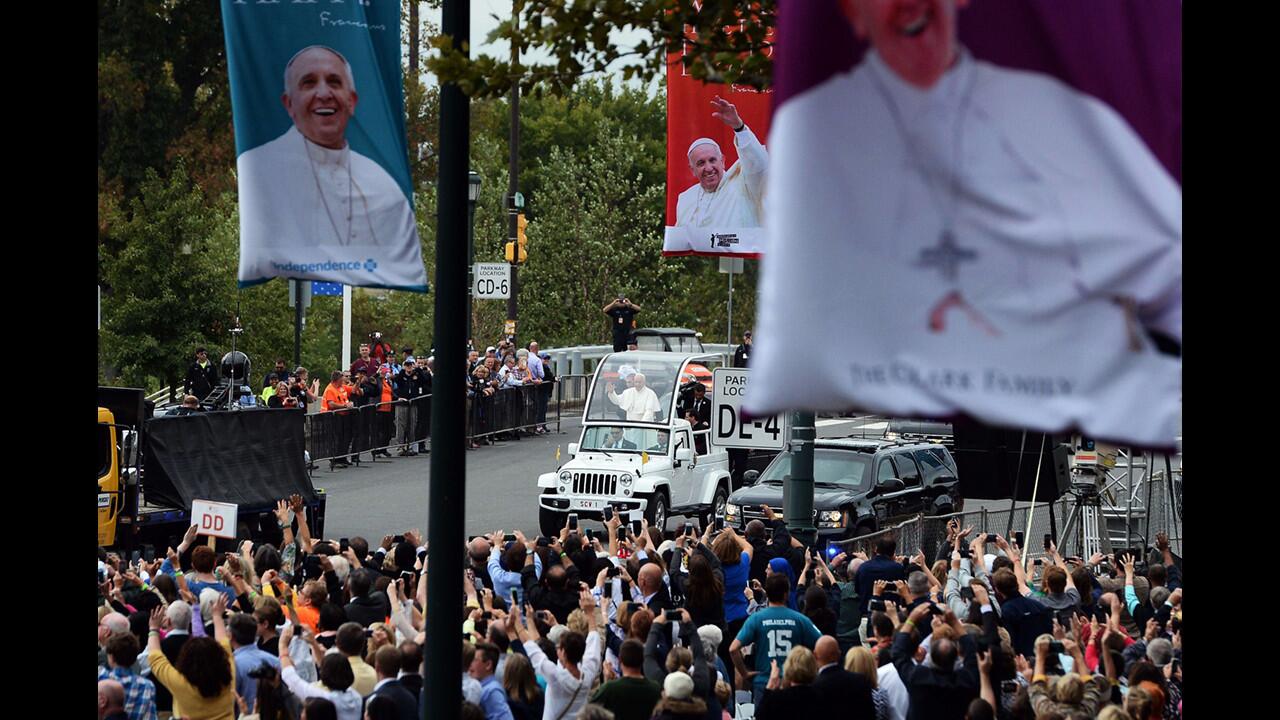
[572,472,618,496]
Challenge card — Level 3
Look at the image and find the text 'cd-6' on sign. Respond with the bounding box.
[473,262,511,299]
[711,368,786,450]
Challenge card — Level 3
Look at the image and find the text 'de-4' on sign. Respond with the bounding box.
[473,263,511,299]
[192,499,238,539]
[712,368,787,450]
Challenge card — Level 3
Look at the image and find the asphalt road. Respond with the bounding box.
[316,418,585,540]
[315,415,1040,542]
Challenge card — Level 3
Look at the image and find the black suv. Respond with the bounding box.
[723,438,963,541]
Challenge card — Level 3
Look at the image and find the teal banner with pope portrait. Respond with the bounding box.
[222,0,428,292]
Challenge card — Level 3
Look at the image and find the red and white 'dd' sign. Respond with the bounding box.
[191,499,239,540]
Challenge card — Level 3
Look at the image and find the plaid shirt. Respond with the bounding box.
[98,665,158,720]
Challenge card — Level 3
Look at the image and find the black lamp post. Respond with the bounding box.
[467,170,482,345]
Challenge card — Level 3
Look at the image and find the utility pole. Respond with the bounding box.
[505,0,521,347]
[783,410,818,546]
[425,0,468,718]
[409,1,419,74]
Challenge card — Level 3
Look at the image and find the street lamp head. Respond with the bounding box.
[468,171,482,204]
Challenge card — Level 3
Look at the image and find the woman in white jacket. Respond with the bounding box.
[513,589,604,720]
[278,624,363,720]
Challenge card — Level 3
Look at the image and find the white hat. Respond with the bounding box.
[687,137,721,159]
[697,624,723,648]
[664,671,694,700]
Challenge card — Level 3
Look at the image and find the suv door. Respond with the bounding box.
[891,452,926,517]
[671,430,697,507]
[914,448,949,512]
[875,456,910,522]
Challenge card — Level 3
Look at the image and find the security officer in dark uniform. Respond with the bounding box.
[602,295,641,352]
[733,331,752,368]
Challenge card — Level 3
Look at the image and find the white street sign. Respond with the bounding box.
[711,368,787,450]
[191,499,238,539]
[473,263,511,299]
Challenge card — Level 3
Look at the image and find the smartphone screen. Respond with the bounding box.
[584,528,594,541]
[603,506,614,522]
[503,533,517,543]
[714,516,725,531]
[568,513,579,530]
[1013,531,1025,549]
[664,609,681,621]
[1043,534,1054,551]
[631,520,643,537]
[339,538,350,553]
[684,522,695,537]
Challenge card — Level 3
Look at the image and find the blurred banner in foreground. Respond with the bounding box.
[748,0,1181,448]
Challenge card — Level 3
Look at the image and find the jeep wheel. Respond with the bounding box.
[539,507,564,538]
[644,491,668,531]
[702,484,729,527]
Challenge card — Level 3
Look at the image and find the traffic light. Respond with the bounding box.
[504,213,529,264]
[516,213,529,263]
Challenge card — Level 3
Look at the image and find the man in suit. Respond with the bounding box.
[345,568,390,627]
[369,646,419,720]
[601,426,637,450]
[891,603,980,720]
[811,635,875,718]
[636,562,672,613]
[682,384,711,453]
[397,641,424,698]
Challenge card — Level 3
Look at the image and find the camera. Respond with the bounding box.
[603,506,614,522]
[568,514,579,530]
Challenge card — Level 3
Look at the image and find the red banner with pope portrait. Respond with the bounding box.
[664,36,773,258]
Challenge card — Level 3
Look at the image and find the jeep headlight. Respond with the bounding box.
[725,503,739,518]
[558,471,572,493]
[619,473,633,486]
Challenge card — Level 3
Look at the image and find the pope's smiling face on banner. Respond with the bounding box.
[283,47,359,150]
[689,145,725,192]
[842,0,967,89]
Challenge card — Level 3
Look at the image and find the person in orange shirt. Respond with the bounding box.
[293,581,329,634]
[373,367,395,458]
[322,371,356,468]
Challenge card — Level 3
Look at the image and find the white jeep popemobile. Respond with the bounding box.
[537,352,732,536]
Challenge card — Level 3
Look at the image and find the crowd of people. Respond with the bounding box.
[98,494,1182,720]
[178,330,560,467]
[465,340,555,450]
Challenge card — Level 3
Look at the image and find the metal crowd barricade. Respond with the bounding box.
[827,497,1079,565]
[468,382,550,440]
[305,395,432,467]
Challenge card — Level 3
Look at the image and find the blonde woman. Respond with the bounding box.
[844,646,892,720]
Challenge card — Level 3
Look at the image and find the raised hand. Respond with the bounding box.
[711,96,744,130]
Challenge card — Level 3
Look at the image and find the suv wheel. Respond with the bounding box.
[702,484,729,527]
[539,507,564,538]
[644,491,668,531]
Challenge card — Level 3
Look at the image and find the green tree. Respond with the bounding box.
[99,164,237,389]
[430,1,777,98]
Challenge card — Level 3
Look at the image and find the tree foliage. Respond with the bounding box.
[430,0,777,99]
[98,5,759,391]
